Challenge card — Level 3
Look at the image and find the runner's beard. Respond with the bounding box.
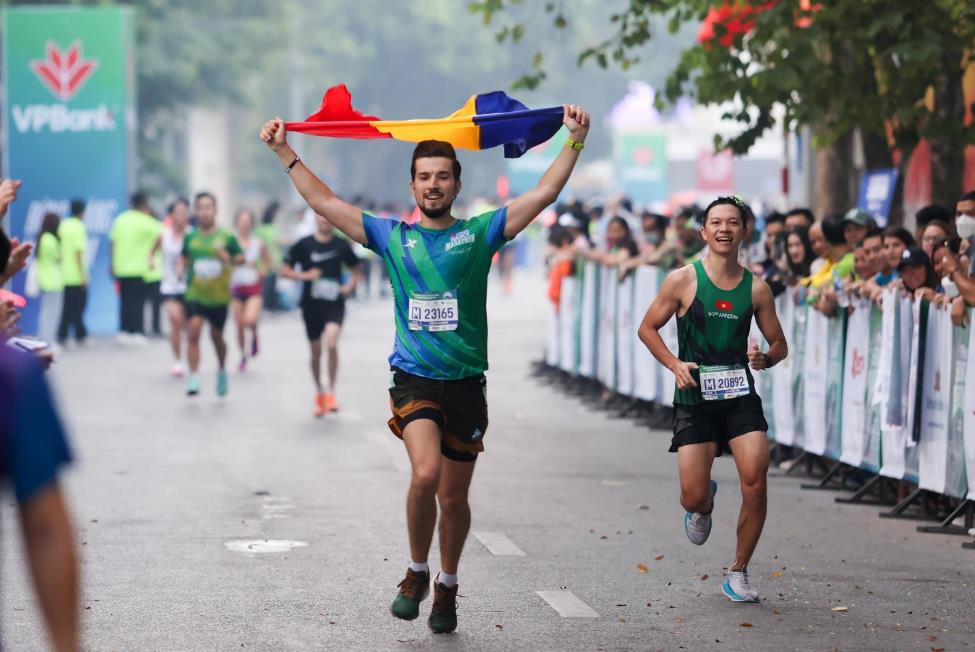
[419,198,453,219]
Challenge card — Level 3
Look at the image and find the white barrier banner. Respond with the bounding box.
[596,266,617,389]
[880,295,911,480]
[945,320,969,499]
[579,262,598,378]
[918,304,952,494]
[659,311,678,404]
[839,301,871,468]
[823,314,846,460]
[771,294,796,445]
[615,273,635,397]
[802,308,829,455]
[790,305,808,449]
[965,318,975,499]
[558,277,577,373]
[904,299,923,450]
[861,306,884,472]
[545,299,560,367]
[632,266,659,402]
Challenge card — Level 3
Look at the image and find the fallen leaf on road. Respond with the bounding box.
[615,603,627,607]
[932,648,945,652]
[700,574,709,580]
[495,624,503,630]
[638,504,650,510]
[772,571,783,577]
[600,535,608,540]
[772,608,781,615]
[739,623,753,628]
[646,602,652,607]
[831,606,848,612]
[637,564,649,573]
[655,555,664,561]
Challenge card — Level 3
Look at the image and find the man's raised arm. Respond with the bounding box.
[260,118,367,245]
[503,105,590,239]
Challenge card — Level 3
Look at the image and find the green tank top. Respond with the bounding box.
[674,260,755,405]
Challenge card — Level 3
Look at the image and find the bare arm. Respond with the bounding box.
[260,118,367,245]
[177,254,187,282]
[147,234,162,271]
[342,263,364,298]
[21,484,79,652]
[747,276,788,370]
[279,262,320,282]
[504,106,590,239]
[637,266,698,389]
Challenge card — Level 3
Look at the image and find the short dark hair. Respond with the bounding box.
[194,191,216,205]
[70,198,85,216]
[411,140,461,181]
[882,226,915,248]
[785,207,815,225]
[765,211,786,226]
[130,191,148,208]
[862,227,883,242]
[167,197,189,215]
[821,213,847,246]
[958,190,975,203]
[702,196,753,224]
[915,204,951,227]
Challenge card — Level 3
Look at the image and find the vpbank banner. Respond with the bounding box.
[2,6,135,335]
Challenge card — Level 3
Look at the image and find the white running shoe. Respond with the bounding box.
[722,569,760,603]
[170,361,186,378]
[130,333,149,346]
[116,332,132,346]
[684,480,717,546]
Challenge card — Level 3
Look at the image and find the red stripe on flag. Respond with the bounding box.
[285,84,390,139]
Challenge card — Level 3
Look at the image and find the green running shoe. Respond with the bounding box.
[428,581,458,634]
[390,568,429,621]
[216,370,228,397]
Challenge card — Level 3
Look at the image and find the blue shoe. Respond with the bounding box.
[684,480,717,545]
[722,569,760,603]
[216,370,228,397]
[186,375,200,396]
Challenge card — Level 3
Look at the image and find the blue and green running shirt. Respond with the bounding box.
[363,208,509,380]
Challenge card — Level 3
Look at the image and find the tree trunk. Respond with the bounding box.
[928,85,965,209]
[813,127,854,217]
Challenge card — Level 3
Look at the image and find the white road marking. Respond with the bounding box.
[536,591,600,618]
[474,531,526,556]
[600,479,630,487]
[224,539,308,554]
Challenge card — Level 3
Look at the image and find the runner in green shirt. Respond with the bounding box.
[109,193,160,339]
[35,213,63,347]
[57,199,89,345]
[179,191,243,397]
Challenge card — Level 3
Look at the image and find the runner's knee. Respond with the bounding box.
[680,485,712,513]
[740,476,767,504]
[411,466,441,495]
[438,492,469,517]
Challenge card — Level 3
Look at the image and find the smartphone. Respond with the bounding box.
[6,335,49,353]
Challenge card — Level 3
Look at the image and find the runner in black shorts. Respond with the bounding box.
[638,196,787,604]
[281,214,361,417]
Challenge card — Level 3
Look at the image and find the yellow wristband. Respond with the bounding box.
[566,138,585,151]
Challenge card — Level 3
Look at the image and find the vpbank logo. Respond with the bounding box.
[12,38,115,134]
[31,40,98,101]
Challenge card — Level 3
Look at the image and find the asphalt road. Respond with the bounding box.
[3,272,973,651]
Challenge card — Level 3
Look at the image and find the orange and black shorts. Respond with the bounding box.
[387,367,488,463]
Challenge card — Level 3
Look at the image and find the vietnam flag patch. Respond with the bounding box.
[715,299,733,312]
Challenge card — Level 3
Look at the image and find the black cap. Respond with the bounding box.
[915,204,951,227]
[896,246,931,271]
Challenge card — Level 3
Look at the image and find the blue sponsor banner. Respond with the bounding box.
[856,168,899,228]
[2,6,135,335]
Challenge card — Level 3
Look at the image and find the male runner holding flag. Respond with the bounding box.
[638,196,787,604]
[261,102,589,633]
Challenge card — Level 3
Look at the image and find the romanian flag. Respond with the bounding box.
[285,84,565,158]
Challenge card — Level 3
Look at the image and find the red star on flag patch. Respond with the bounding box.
[715,299,733,312]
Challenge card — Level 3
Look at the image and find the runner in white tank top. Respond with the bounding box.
[149,199,191,377]
[230,208,270,371]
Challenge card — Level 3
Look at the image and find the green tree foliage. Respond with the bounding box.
[473,0,975,207]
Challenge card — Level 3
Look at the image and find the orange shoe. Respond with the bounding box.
[324,393,339,412]
[314,393,327,417]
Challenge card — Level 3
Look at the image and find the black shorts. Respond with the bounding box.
[162,293,185,306]
[670,393,768,456]
[387,368,488,463]
[301,300,345,340]
[185,301,228,330]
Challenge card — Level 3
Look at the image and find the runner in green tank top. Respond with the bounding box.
[638,196,788,605]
